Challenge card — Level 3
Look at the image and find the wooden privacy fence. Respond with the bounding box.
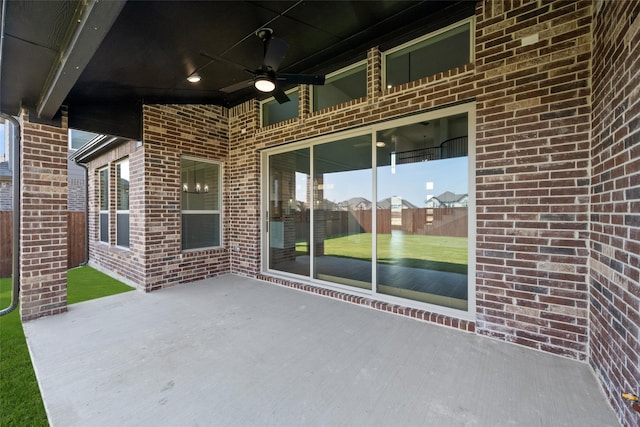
[295,207,468,239]
[0,211,86,278]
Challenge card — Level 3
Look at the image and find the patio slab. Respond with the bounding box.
[24,274,618,426]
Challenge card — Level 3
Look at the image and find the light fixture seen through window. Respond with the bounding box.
[183,182,208,193]
[182,160,209,194]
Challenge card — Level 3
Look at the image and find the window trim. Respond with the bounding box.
[259,87,300,128]
[382,17,475,89]
[180,155,224,252]
[115,158,130,249]
[98,166,109,244]
[261,102,476,321]
[68,128,101,152]
[310,59,367,112]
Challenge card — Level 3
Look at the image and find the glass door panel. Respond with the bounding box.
[313,135,372,289]
[375,114,469,309]
[268,148,311,276]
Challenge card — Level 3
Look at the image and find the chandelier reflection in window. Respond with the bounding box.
[182,159,209,194]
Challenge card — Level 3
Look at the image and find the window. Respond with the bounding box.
[69,129,99,151]
[263,104,475,318]
[181,157,222,250]
[261,89,299,126]
[116,159,130,248]
[98,167,109,243]
[312,62,367,111]
[385,19,472,88]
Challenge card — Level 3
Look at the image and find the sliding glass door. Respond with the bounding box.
[313,135,372,289]
[268,148,310,276]
[375,114,469,310]
[264,105,473,314]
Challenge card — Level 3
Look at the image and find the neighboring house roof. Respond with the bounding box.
[376,197,419,210]
[426,191,468,206]
[70,134,132,163]
[337,197,372,210]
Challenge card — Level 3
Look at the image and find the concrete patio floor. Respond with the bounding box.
[24,274,618,426]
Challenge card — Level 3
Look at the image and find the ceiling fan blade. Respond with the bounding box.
[219,79,253,93]
[263,37,289,72]
[276,73,325,86]
[273,87,290,104]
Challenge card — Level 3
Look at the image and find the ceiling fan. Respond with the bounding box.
[202,28,325,104]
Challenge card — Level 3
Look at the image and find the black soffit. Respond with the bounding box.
[1,1,476,139]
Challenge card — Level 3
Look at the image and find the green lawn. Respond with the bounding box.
[0,266,133,427]
[298,233,468,274]
[67,266,134,304]
[0,278,48,427]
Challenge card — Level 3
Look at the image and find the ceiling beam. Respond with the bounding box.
[36,0,126,121]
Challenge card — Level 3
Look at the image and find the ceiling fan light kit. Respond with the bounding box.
[254,74,276,92]
[186,73,201,83]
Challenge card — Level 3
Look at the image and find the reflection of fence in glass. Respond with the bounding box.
[294,207,467,239]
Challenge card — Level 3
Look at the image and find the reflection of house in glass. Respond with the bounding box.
[425,191,468,208]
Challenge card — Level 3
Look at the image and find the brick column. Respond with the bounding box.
[20,110,68,321]
[367,47,382,100]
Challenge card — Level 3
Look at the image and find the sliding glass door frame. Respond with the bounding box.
[261,102,476,320]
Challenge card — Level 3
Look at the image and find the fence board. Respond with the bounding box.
[0,211,11,277]
[294,207,467,240]
[68,212,86,269]
[0,211,86,278]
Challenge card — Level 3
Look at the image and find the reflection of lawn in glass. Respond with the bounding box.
[296,233,467,274]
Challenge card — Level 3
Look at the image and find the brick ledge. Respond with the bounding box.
[257,274,475,333]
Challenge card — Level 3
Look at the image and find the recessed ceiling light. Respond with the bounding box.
[187,74,201,83]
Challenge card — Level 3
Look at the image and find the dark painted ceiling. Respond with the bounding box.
[1,0,475,139]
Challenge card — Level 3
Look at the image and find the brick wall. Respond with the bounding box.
[19,110,68,320]
[226,1,594,355]
[141,105,230,290]
[86,105,230,290]
[474,2,592,360]
[590,0,640,424]
[86,140,145,288]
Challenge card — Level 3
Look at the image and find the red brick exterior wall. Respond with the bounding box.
[86,140,145,287]
[141,104,230,290]
[85,105,230,291]
[19,111,68,320]
[226,1,594,358]
[590,1,640,424]
[474,2,592,360]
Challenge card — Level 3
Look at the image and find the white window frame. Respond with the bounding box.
[261,102,476,321]
[115,158,130,249]
[98,166,109,244]
[68,128,101,151]
[181,155,224,251]
[310,59,367,112]
[260,87,300,127]
[382,17,475,89]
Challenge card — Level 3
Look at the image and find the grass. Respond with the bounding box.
[67,266,134,304]
[0,266,133,427]
[0,278,48,427]
[297,233,468,274]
